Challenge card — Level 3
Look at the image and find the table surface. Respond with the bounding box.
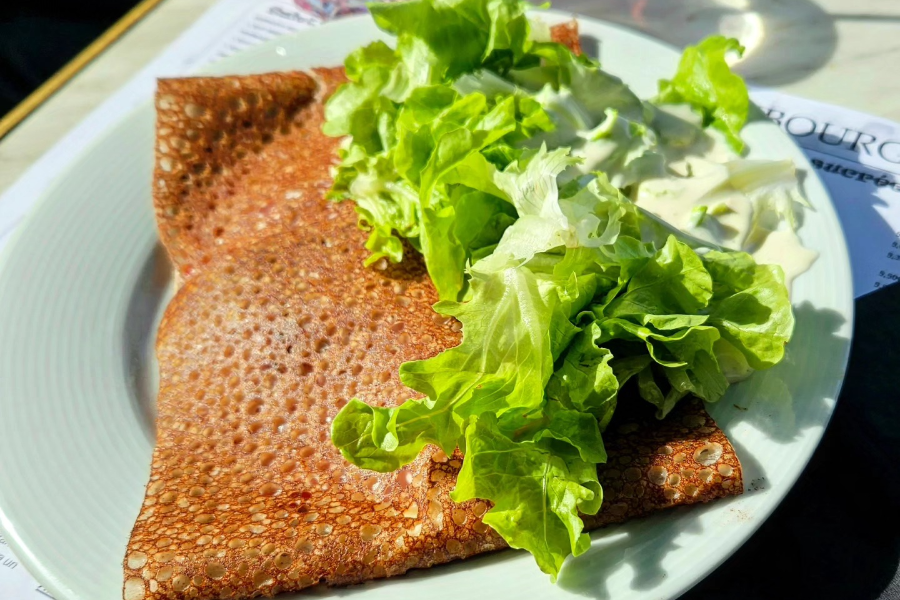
[1,1,899,599]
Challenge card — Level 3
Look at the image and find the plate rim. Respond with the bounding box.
[0,10,855,600]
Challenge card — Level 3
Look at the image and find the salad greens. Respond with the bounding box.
[324,0,800,580]
[656,36,749,153]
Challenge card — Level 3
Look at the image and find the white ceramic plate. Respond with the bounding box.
[0,12,854,600]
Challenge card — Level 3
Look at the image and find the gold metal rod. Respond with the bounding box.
[0,0,168,140]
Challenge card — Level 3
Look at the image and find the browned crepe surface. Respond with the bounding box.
[153,68,349,279]
[126,23,742,600]
[549,19,582,55]
[124,226,742,599]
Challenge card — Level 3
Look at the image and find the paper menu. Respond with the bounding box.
[0,533,53,599]
[0,1,898,598]
[752,89,900,297]
[187,0,325,67]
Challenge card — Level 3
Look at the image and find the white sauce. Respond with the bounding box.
[751,229,819,290]
[545,100,818,294]
[569,137,618,177]
[635,158,754,249]
[631,112,818,294]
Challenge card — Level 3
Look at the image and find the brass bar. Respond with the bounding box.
[0,0,168,140]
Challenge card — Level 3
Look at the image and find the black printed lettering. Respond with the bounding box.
[812,157,897,190]
[818,123,849,146]
[849,131,877,155]
[785,116,817,137]
[878,141,900,164]
[268,6,317,25]
[766,108,785,126]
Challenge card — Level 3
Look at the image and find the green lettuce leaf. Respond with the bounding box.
[451,413,602,580]
[323,0,666,297]
[341,154,421,265]
[333,256,564,464]
[510,42,645,124]
[567,108,665,188]
[332,82,532,299]
[545,324,619,430]
[702,250,794,369]
[369,0,532,85]
[586,236,791,416]
[333,159,625,577]
[325,4,575,301]
[656,36,749,152]
[326,0,796,580]
[605,235,712,318]
[330,397,458,472]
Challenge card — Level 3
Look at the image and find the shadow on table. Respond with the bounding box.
[556,0,838,87]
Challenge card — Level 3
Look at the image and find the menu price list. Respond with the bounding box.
[754,88,900,297]
[875,234,900,290]
[0,533,54,598]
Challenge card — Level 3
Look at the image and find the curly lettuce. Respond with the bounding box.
[332,147,794,578]
[324,0,797,581]
[655,36,750,152]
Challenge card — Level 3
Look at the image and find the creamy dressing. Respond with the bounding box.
[636,157,763,249]
[543,96,817,292]
[654,104,735,166]
[566,111,662,187]
[569,136,618,176]
[636,172,818,293]
[751,229,819,290]
[636,158,818,294]
[629,112,818,294]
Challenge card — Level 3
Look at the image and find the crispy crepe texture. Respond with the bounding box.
[549,19,582,55]
[127,23,742,600]
[153,68,348,279]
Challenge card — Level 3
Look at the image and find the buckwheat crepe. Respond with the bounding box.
[124,24,742,600]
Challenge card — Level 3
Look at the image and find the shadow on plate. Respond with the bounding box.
[684,283,900,599]
[706,302,850,445]
[557,299,850,599]
[557,501,713,599]
[123,241,173,444]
